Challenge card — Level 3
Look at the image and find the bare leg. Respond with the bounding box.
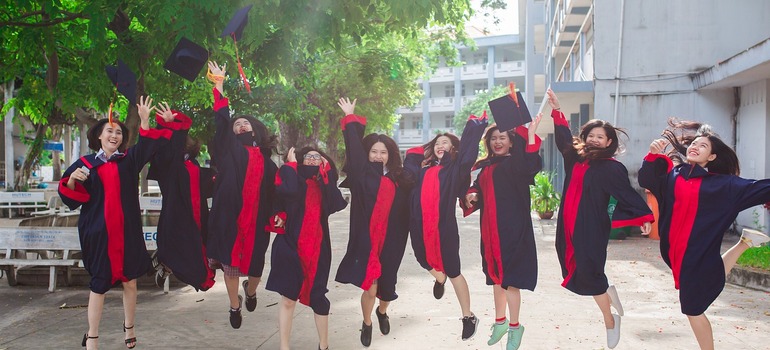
[722,240,750,275]
[122,279,138,348]
[492,285,507,320]
[428,269,446,283]
[593,293,615,329]
[224,276,241,309]
[278,296,296,350]
[687,314,714,350]
[246,276,261,296]
[377,300,390,315]
[86,291,105,350]
[505,287,522,324]
[314,313,329,350]
[361,283,378,326]
[449,274,472,317]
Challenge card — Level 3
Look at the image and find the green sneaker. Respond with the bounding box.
[487,319,508,345]
[506,325,525,350]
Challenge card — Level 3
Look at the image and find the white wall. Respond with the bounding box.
[735,80,769,230]
[592,0,770,175]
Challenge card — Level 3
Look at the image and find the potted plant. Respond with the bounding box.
[530,171,561,219]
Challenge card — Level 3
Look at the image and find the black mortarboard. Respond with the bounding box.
[105,59,137,106]
[487,90,531,132]
[221,5,253,41]
[164,37,209,82]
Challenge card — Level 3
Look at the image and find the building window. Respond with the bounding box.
[412,120,421,129]
[445,115,452,128]
[445,85,454,97]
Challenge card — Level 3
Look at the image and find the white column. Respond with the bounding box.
[4,81,15,190]
[64,125,72,170]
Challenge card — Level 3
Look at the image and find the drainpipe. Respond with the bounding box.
[731,87,740,151]
[612,0,626,126]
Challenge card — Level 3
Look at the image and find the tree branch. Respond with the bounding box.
[0,12,87,27]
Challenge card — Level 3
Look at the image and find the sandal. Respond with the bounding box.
[81,333,98,347]
[123,323,137,349]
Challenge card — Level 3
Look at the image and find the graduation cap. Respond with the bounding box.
[487,83,531,132]
[220,5,253,93]
[164,37,209,82]
[221,4,252,41]
[105,59,137,107]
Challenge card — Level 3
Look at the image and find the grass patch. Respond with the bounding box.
[736,245,770,270]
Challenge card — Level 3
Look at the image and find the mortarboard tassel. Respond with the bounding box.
[231,34,251,93]
[108,102,114,127]
[509,82,519,108]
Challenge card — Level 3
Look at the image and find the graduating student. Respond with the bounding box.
[59,96,173,349]
[546,89,653,349]
[205,61,278,329]
[266,146,347,350]
[148,103,216,291]
[334,98,414,347]
[639,120,770,350]
[403,112,488,341]
[462,110,543,350]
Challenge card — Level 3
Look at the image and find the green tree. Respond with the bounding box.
[454,84,509,133]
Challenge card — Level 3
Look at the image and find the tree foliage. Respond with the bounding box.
[454,84,509,133]
[1,0,477,188]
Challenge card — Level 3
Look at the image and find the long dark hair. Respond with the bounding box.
[87,119,129,153]
[574,119,627,160]
[662,118,739,175]
[361,133,414,187]
[294,146,337,173]
[474,125,517,169]
[230,115,278,151]
[422,132,460,167]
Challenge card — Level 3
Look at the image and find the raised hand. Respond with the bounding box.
[337,97,356,116]
[546,88,560,110]
[156,102,178,123]
[649,139,668,155]
[529,112,543,135]
[137,96,155,129]
[287,147,297,163]
[641,222,652,236]
[208,61,226,78]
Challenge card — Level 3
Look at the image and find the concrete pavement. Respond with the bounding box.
[1,207,769,349]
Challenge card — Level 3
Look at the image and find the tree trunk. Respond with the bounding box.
[13,124,47,191]
[50,125,63,181]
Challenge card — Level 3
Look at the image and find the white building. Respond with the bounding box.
[524,0,770,230]
[394,0,530,152]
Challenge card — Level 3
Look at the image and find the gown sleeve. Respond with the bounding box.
[211,87,239,160]
[729,176,770,213]
[552,109,578,166]
[453,113,488,198]
[605,161,654,227]
[340,114,369,183]
[58,158,91,209]
[638,152,674,200]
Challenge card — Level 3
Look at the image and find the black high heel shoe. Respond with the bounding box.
[123,323,137,349]
[81,333,98,347]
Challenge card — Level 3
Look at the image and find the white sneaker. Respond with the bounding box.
[741,228,770,248]
[606,314,621,349]
[607,285,624,316]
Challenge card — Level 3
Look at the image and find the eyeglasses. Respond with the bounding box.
[304,154,322,160]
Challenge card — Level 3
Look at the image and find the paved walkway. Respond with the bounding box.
[1,208,769,349]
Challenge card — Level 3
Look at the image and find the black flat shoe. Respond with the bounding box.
[230,295,243,329]
[81,333,98,347]
[242,280,257,312]
[375,307,390,335]
[123,323,137,349]
[433,278,446,299]
[360,321,372,347]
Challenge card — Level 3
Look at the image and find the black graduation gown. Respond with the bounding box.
[404,115,487,278]
[148,112,216,291]
[334,114,411,300]
[552,109,653,295]
[58,127,172,293]
[266,162,347,315]
[206,88,277,277]
[639,153,770,315]
[463,126,542,290]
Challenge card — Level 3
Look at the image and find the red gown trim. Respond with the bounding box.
[421,166,445,272]
[479,164,504,285]
[298,179,323,306]
[232,147,265,275]
[669,176,701,289]
[561,160,589,288]
[362,176,396,290]
[98,162,128,284]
